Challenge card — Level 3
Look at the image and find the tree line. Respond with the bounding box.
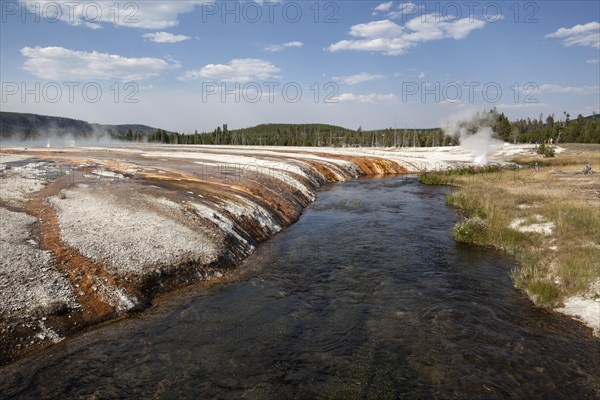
[124,110,599,147]
[493,111,599,144]
[127,124,453,147]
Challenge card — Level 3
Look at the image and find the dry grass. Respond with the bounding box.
[512,143,600,167]
[421,145,600,308]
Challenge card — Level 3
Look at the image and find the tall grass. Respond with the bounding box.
[421,148,600,308]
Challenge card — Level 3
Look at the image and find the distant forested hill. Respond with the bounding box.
[168,123,449,147]
[2,110,597,146]
[0,112,164,141]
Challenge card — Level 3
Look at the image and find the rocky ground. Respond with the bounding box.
[0,208,77,318]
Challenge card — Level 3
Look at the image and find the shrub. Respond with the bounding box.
[537,143,556,158]
[527,281,562,307]
[452,216,487,243]
[418,172,452,185]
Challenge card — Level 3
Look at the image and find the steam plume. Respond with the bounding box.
[442,110,504,164]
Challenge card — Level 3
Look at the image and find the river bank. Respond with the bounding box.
[419,144,600,336]
[1,144,481,366]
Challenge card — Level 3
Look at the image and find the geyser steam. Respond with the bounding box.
[443,111,504,164]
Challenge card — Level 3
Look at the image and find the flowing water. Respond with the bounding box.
[1,176,599,399]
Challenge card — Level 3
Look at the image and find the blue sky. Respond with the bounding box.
[1,1,599,132]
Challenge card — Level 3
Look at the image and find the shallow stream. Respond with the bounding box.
[2,176,598,399]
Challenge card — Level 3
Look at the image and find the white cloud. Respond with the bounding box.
[496,103,550,110]
[372,2,394,15]
[327,14,486,55]
[418,71,427,79]
[350,19,405,38]
[545,22,600,49]
[586,58,599,64]
[538,84,600,95]
[333,72,385,85]
[583,103,600,115]
[20,1,205,29]
[393,68,417,77]
[264,41,304,52]
[142,32,191,43]
[335,92,397,103]
[179,59,281,82]
[20,46,176,80]
[386,2,420,19]
[398,2,419,13]
[440,98,465,106]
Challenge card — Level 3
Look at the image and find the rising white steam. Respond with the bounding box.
[442,110,504,164]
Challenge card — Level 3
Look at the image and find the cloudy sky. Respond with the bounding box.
[1,1,599,132]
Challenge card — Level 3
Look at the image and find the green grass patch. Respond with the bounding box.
[421,160,600,309]
[555,247,600,295]
[418,164,505,185]
[526,281,562,307]
[452,217,486,243]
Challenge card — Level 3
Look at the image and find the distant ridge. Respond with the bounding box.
[0,112,167,141]
[2,111,597,146]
